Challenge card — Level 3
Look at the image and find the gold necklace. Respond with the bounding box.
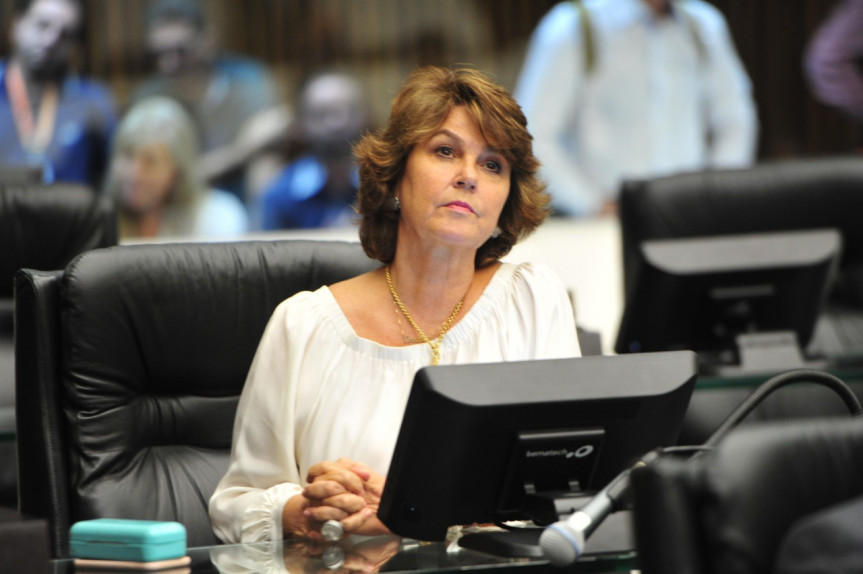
[392,302,419,344]
[385,265,465,365]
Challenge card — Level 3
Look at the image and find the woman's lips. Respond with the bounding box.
[445,201,475,214]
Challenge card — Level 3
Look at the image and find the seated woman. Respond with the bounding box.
[209,66,582,544]
[103,96,249,239]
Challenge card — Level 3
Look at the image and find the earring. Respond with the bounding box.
[391,195,401,212]
[491,226,501,239]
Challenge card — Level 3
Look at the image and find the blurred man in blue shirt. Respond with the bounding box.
[256,72,369,230]
[132,0,288,205]
[0,0,116,187]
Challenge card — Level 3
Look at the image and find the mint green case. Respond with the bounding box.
[69,519,187,562]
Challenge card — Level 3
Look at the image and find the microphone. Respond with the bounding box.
[539,450,659,566]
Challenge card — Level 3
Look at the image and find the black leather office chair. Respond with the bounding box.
[618,156,863,444]
[0,183,116,508]
[619,155,863,304]
[13,239,380,558]
[0,165,44,185]
[630,416,863,574]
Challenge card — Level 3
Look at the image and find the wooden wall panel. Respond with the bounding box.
[0,0,860,158]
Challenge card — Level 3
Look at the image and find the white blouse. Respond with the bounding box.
[209,261,581,544]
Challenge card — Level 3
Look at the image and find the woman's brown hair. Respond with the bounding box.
[354,66,550,267]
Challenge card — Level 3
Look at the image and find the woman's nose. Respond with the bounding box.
[455,162,477,191]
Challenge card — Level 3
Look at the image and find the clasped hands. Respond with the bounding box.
[293,458,392,540]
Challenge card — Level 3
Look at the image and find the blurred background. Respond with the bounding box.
[1,0,859,160]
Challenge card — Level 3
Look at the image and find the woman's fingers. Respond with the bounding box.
[307,463,366,494]
[304,479,352,501]
[303,504,350,524]
[304,492,367,515]
[301,459,391,540]
[334,458,373,481]
[340,507,375,532]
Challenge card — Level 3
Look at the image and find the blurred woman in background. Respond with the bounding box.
[104,96,248,239]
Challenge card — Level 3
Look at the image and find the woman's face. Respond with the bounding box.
[114,141,179,215]
[396,105,511,252]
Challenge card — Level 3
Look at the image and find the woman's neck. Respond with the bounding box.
[387,246,477,331]
[643,0,672,17]
[127,209,164,238]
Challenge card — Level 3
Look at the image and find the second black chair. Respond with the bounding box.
[631,416,863,574]
[0,183,116,508]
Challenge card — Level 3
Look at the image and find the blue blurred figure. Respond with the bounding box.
[131,0,288,205]
[256,72,369,230]
[0,0,116,187]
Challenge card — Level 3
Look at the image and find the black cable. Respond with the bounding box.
[654,445,713,457]
[703,368,863,451]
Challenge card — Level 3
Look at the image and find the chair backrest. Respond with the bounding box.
[14,239,379,558]
[618,156,863,445]
[619,155,863,302]
[0,165,44,185]
[0,183,116,507]
[631,416,863,574]
[0,183,116,297]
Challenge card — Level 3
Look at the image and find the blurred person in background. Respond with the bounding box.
[0,0,116,187]
[105,96,248,240]
[805,0,863,129]
[131,0,289,206]
[515,0,758,217]
[255,71,370,230]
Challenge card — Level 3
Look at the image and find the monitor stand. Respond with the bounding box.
[701,331,828,377]
[457,528,545,558]
[456,511,635,559]
[457,491,634,559]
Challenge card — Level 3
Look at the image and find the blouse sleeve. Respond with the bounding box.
[209,298,306,544]
[511,262,582,360]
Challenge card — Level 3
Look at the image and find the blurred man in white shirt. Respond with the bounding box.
[515,0,758,216]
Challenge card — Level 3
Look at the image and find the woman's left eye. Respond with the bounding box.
[436,146,454,157]
[484,160,502,173]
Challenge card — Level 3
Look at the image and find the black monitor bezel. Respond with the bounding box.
[614,229,841,369]
[378,351,697,542]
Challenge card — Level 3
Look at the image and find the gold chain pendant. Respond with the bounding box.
[385,265,464,366]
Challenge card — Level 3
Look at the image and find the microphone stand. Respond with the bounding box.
[540,368,863,566]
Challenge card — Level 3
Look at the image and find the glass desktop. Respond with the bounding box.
[50,531,638,574]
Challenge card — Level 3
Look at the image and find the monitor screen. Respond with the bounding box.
[378,351,697,544]
[614,229,841,374]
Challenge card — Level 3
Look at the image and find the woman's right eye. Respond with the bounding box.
[436,145,454,158]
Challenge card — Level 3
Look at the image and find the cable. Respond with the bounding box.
[702,368,863,451]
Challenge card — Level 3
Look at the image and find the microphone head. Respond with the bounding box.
[539,523,586,567]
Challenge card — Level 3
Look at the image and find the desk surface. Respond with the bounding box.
[52,535,637,574]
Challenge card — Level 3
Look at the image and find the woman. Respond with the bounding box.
[209,66,581,544]
[104,96,249,239]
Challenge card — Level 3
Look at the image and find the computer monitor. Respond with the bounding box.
[378,351,697,548]
[614,229,841,375]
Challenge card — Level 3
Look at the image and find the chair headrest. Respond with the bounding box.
[0,184,116,297]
